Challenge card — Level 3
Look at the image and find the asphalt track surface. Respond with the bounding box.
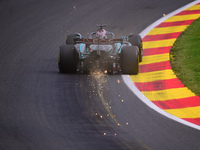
[0,0,200,150]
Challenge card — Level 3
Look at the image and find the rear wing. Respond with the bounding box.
[74,38,123,44]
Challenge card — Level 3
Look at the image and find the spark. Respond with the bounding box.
[117,123,120,126]
[104,70,107,74]
[126,122,129,125]
[163,14,166,16]
[121,100,124,102]
[100,115,103,119]
[117,80,120,83]
[114,133,117,136]
[104,133,106,135]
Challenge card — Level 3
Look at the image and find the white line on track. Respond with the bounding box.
[122,0,200,130]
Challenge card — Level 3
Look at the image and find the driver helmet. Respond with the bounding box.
[96,29,106,39]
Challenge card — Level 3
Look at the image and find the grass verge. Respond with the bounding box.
[170,17,200,96]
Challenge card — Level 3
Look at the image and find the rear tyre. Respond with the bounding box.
[58,45,78,73]
[128,34,143,62]
[121,46,139,75]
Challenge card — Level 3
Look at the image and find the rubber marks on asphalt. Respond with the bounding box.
[130,3,200,126]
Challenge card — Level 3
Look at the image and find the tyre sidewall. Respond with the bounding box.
[128,34,143,62]
[59,45,78,73]
[121,46,139,75]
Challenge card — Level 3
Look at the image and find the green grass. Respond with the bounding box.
[170,17,200,96]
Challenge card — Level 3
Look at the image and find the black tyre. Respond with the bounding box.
[66,34,80,44]
[121,46,139,75]
[58,45,78,73]
[128,34,143,62]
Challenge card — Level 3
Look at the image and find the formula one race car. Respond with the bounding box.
[58,24,143,75]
